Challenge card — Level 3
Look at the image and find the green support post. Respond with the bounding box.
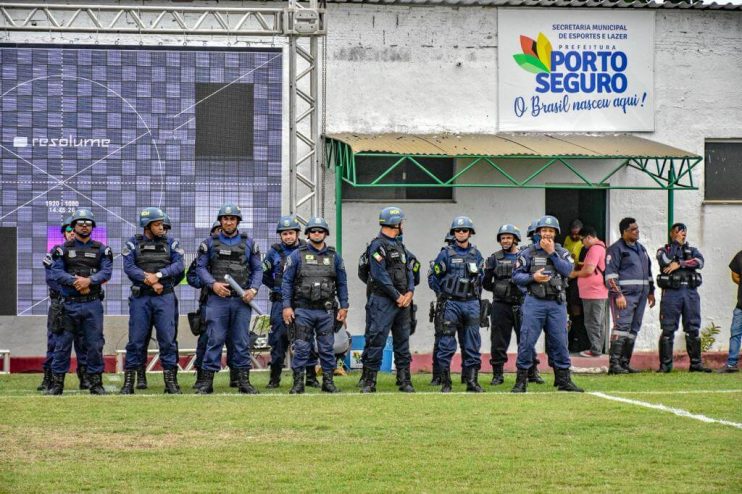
[667,165,675,241]
[335,158,343,255]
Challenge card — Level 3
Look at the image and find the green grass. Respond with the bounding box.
[1,371,740,493]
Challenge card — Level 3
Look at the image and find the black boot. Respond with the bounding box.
[322,371,340,393]
[658,334,674,373]
[528,364,545,384]
[554,368,584,392]
[460,365,468,384]
[76,364,91,390]
[88,373,107,395]
[621,337,640,373]
[430,366,442,386]
[440,368,452,393]
[195,370,215,394]
[397,367,415,393]
[163,368,182,394]
[37,368,52,392]
[490,364,504,386]
[465,367,484,393]
[267,364,282,389]
[136,365,148,389]
[193,367,204,389]
[357,367,369,388]
[360,369,378,393]
[305,366,321,388]
[511,368,529,393]
[608,338,629,374]
[237,369,259,394]
[686,335,712,373]
[289,369,305,394]
[229,367,239,388]
[44,373,65,395]
[120,370,136,395]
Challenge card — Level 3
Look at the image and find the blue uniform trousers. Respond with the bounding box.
[291,308,335,373]
[516,296,570,370]
[51,300,104,374]
[194,331,236,368]
[659,287,701,336]
[435,299,481,370]
[202,295,252,372]
[125,292,178,370]
[362,294,412,371]
[141,295,181,367]
[609,287,650,337]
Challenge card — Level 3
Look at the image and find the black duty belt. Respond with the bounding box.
[64,294,101,303]
[269,292,283,302]
[442,294,479,302]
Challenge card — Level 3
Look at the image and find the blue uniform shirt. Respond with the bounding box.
[122,235,185,286]
[368,232,415,300]
[281,242,349,309]
[262,240,304,294]
[428,242,484,296]
[43,246,64,294]
[656,241,704,271]
[605,239,654,295]
[195,230,263,291]
[512,244,573,288]
[50,238,113,297]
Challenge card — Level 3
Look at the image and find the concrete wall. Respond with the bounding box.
[1,3,741,358]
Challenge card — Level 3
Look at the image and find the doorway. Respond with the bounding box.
[545,188,608,353]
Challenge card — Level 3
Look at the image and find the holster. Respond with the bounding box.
[479,299,492,328]
[187,308,205,336]
[433,298,447,336]
[410,303,418,335]
[50,299,66,335]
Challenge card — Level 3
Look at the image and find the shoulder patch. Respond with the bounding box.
[199,242,208,253]
[262,260,272,272]
[121,245,131,257]
[42,253,53,267]
[103,247,113,259]
[372,252,383,263]
[54,246,64,258]
[251,242,260,255]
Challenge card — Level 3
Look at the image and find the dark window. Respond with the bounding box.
[195,83,253,157]
[342,156,454,201]
[705,141,742,201]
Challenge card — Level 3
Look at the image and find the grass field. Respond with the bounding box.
[1,370,740,493]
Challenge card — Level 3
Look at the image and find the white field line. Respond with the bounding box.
[589,391,742,430]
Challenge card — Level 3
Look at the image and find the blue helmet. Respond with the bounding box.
[276,215,301,233]
[304,216,330,235]
[497,224,521,242]
[217,203,242,221]
[60,215,74,234]
[379,206,405,227]
[70,208,96,227]
[526,220,538,239]
[162,212,172,230]
[210,221,221,234]
[139,207,166,228]
[535,215,561,235]
[449,216,475,235]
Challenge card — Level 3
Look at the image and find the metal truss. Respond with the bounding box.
[0,1,326,221]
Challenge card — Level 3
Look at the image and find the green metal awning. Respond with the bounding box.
[324,133,702,253]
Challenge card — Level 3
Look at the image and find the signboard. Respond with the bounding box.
[498,10,654,132]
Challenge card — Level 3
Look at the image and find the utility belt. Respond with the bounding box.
[526,290,565,303]
[293,299,336,310]
[64,292,104,304]
[440,294,479,302]
[269,292,283,303]
[657,271,702,290]
[131,285,174,297]
[49,289,61,301]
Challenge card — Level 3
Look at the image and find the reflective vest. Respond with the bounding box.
[209,233,250,288]
[440,246,481,300]
[294,246,337,307]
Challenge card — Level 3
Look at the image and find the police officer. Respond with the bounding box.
[120,208,185,394]
[511,215,583,393]
[427,233,455,386]
[281,217,349,394]
[522,219,548,382]
[262,215,316,389]
[194,204,263,394]
[483,224,543,385]
[605,217,656,374]
[39,216,90,392]
[358,207,415,393]
[47,208,113,395]
[656,223,711,373]
[429,216,485,393]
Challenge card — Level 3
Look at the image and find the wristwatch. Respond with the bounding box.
[155,272,163,279]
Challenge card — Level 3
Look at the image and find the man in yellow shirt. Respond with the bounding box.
[563,219,587,352]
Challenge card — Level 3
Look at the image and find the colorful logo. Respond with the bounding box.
[513,33,552,74]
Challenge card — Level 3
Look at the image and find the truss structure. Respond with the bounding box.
[0,1,326,221]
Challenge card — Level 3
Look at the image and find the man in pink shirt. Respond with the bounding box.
[569,226,608,357]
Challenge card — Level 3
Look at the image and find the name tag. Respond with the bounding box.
[84,252,97,258]
[219,249,232,256]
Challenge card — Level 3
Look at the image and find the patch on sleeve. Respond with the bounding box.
[372,252,383,263]
[42,253,53,267]
[54,246,64,258]
[103,247,113,260]
[251,242,260,255]
[606,254,612,263]
[262,260,272,272]
[199,242,208,254]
